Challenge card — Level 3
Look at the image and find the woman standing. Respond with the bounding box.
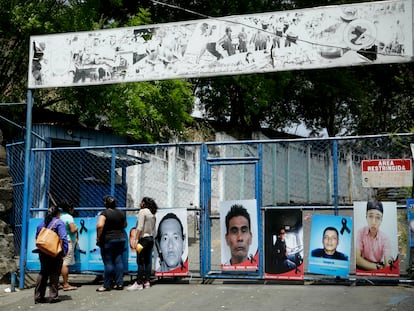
[59,200,78,291]
[34,205,68,304]
[96,195,127,292]
[127,197,157,291]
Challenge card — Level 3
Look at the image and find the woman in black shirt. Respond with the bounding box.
[96,195,127,291]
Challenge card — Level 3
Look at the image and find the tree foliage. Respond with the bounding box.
[0,0,194,143]
[194,73,298,139]
[352,64,414,135]
[180,0,413,137]
[290,68,365,137]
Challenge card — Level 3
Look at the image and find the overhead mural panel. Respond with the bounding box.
[28,0,413,88]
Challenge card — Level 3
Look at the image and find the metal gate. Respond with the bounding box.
[200,142,263,279]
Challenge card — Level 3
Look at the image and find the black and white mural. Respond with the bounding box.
[28,0,413,88]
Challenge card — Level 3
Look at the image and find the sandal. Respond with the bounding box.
[63,285,77,291]
[96,287,110,292]
[113,285,123,290]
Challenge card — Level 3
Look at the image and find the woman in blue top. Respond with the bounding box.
[59,201,78,291]
[34,205,68,304]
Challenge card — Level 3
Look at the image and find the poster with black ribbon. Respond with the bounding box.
[354,201,399,277]
[308,214,352,277]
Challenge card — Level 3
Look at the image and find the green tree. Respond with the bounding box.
[60,80,194,143]
[195,73,297,139]
[170,0,414,137]
[0,0,195,143]
[291,68,367,137]
[1,0,413,143]
[353,64,414,135]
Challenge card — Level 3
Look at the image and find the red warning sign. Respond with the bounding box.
[361,159,412,188]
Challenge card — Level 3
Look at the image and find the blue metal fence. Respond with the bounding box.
[6,133,414,286]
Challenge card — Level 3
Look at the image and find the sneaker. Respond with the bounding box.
[127,282,143,291]
[144,281,150,289]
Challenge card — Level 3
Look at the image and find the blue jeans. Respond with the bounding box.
[101,238,126,288]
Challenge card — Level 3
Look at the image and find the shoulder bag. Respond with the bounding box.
[35,219,63,257]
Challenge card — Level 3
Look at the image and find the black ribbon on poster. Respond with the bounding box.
[79,219,87,234]
[340,218,351,235]
[388,256,398,271]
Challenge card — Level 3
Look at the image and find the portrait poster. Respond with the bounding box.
[408,199,414,247]
[308,214,352,277]
[154,208,189,276]
[264,208,304,280]
[354,201,399,277]
[220,199,259,271]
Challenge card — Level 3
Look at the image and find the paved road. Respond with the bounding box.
[1,275,413,311]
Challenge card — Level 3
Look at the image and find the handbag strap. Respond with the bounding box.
[46,218,60,231]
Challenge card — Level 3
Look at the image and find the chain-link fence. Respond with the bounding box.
[26,144,200,212]
[6,133,414,280]
[201,134,413,278]
[6,141,25,256]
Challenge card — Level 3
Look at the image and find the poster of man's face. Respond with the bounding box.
[220,199,258,271]
[308,214,352,277]
[354,201,399,277]
[264,209,304,280]
[154,208,189,276]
